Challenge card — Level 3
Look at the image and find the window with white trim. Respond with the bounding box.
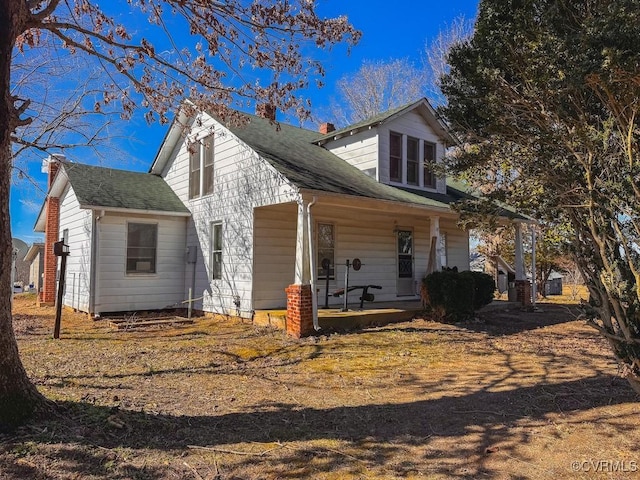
[189,141,201,199]
[407,136,419,186]
[424,142,436,188]
[126,223,157,274]
[189,134,215,199]
[389,132,402,183]
[210,221,223,280]
[203,135,214,196]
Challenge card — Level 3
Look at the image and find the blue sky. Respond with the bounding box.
[10,0,479,244]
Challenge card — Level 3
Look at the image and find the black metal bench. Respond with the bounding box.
[332,285,382,309]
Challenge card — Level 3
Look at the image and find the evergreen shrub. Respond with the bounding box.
[422,269,495,321]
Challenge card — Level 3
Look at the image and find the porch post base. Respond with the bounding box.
[285,284,314,338]
[515,280,531,306]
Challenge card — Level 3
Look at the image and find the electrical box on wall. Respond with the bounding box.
[186,246,197,264]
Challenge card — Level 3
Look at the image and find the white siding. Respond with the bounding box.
[59,186,92,312]
[324,129,378,178]
[440,218,470,271]
[28,251,43,293]
[95,213,187,314]
[162,114,299,317]
[311,206,469,306]
[253,204,297,309]
[317,207,424,304]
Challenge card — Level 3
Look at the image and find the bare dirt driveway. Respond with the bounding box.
[1,292,639,479]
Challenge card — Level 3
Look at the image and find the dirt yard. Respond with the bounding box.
[1,291,639,479]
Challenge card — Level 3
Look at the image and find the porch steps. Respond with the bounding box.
[318,303,423,331]
[253,310,287,330]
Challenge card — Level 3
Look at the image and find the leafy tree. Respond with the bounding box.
[1,0,359,430]
[533,224,572,298]
[441,0,640,392]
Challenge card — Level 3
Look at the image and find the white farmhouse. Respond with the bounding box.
[34,98,529,337]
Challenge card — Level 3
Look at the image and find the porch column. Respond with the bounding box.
[428,216,441,273]
[514,222,531,305]
[293,200,310,285]
[287,200,314,337]
[514,222,525,280]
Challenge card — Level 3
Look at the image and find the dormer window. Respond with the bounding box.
[424,142,436,188]
[388,132,438,189]
[389,132,402,183]
[407,137,419,186]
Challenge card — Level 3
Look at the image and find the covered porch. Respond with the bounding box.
[253,191,533,338]
[252,192,467,337]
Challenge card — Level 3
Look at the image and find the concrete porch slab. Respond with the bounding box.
[254,300,425,333]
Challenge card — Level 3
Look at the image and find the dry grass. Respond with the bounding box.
[1,289,639,479]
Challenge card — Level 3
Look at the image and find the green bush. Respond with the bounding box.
[422,269,495,321]
[468,271,496,310]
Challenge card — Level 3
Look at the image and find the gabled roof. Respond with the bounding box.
[60,162,189,214]
[221,112,455,211]
[24,243,44,263]
[313,98,457,145]
[35,162,190,231]
[149,100,524,218]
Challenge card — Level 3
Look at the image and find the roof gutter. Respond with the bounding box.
[298,189,457,217]
[77,205,192,217]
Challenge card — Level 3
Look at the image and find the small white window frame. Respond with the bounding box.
[126,222,158,275]
[210,221,223,281]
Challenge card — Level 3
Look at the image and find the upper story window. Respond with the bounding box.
[424,142,436,188]
[407,137,419,186]
[203,136,214,196]
[388,132,438,189]
[189,134,214,199]
[389,132,402,183]
[189,142,200,199]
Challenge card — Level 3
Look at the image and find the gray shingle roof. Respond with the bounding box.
[222,113,456,210]
[62,162,190,214]
[313,101,417,143]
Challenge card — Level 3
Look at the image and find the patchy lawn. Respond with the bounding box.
[2,291,639,479]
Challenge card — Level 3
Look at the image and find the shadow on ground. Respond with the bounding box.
[457,303,583,336]
[1,374,636,479]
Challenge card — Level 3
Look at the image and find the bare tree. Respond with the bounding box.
[424,15,474,106]
[327,58,426,126]
[1,0,359,431]
[557,256,585,301]
[323,14,474,129]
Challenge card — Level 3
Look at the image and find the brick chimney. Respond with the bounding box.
[319,122,335,135]
[40,154,65,305]
[255,103,276,121]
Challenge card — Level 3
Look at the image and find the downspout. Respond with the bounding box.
[306,196,319,330]
[88,210,104,317]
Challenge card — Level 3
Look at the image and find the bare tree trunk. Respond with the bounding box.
[0,0,50,432]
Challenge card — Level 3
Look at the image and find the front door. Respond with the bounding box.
[396,229,414,296]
